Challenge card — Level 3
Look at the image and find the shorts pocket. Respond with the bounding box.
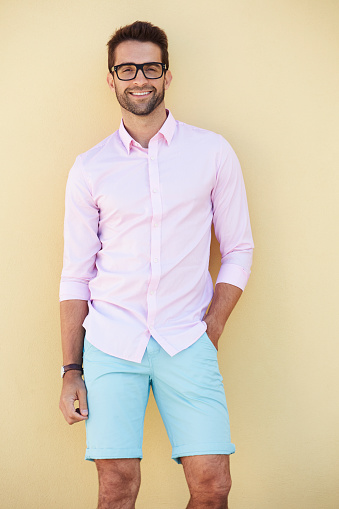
[202,329,218,353]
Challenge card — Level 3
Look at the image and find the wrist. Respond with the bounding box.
[62,369,83,380]
[204,314,224,332]
[61,363,83,378]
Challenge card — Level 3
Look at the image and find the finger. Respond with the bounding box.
[66,406,88,425]
[78,387,89,418]
[68,413,87,425]
[60,396,88,424]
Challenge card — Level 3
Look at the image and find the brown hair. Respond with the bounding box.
[107,21,169,71]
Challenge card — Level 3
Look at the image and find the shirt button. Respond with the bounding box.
[150,156,155,161]
[154,223,159,228]
[152,188,158,193]
[154,258,158,263]
[150,291,155,295]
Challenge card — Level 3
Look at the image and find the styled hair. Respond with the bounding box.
[107,21,169,71]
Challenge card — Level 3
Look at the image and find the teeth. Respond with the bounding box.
[131,92,151,96]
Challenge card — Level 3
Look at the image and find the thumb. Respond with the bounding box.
[78,387,88,417]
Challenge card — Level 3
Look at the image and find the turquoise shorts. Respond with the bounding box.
[83,333,235,464]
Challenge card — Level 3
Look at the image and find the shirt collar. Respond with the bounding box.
[118,109,176,154]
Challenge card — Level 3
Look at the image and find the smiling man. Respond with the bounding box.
[110,49,168,116]
[59,21,253,509]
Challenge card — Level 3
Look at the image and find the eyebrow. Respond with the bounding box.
[114,61,160,66]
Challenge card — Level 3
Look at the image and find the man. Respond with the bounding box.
[59,21,253,509]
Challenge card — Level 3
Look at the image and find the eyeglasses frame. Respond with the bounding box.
[111,62,167,81]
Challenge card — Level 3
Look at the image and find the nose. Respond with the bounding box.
[133,68,148,85]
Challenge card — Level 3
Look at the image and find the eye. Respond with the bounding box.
[145,64,160,72]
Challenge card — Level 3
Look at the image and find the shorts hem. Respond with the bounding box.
[171,443,236,464]
[85,448,143,462]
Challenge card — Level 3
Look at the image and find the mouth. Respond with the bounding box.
[129,91,153,97]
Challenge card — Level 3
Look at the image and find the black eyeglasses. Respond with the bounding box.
[111,62,167,81]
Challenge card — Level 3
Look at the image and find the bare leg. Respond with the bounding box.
[95,458,141,509]
[181,455,232,509]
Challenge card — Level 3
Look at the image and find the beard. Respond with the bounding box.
[114,83,166,116]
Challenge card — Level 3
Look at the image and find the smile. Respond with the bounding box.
[130,91,152,96]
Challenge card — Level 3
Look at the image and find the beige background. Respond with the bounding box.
[1,1,338,507]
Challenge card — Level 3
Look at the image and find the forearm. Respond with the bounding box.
[60,299,89,365]
[203,283,242,344]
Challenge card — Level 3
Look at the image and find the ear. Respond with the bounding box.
[107,72,115,91]
[164,70,172,91]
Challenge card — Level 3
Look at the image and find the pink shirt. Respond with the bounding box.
[60,111,254,363]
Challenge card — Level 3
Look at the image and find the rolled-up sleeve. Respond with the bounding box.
[212,137,254,291]
[59,156,101,301]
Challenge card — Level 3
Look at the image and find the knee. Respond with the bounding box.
[191,476,232,508]
[100,469,140,497]
[214,477,232,504]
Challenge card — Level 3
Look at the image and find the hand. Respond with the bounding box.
[59,370,88,425]
[203,315,224,351]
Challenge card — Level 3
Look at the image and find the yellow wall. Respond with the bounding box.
[1,1,338,507]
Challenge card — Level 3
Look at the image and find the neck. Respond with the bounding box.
[121,104,168,148]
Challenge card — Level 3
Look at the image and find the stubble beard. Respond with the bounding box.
[115,83,166,116]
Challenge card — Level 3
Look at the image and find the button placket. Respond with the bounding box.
[146,139,162,330]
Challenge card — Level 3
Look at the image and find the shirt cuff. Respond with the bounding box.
[216,263,251,291]
[59,280,91,301]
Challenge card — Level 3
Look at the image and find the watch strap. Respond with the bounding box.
[61,363,83,378]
